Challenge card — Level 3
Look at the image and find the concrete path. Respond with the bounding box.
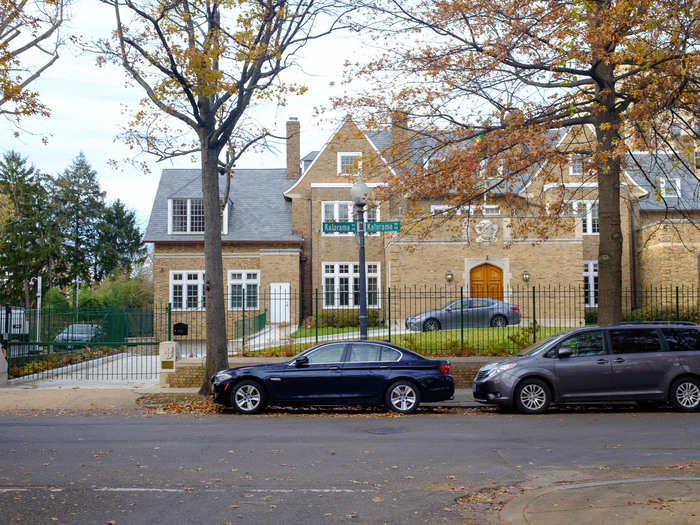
[501,477,700,524]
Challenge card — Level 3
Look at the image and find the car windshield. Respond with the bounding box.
[516,334,560,356]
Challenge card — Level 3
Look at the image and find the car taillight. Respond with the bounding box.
[512,306,519,311]
[439,364,450,374]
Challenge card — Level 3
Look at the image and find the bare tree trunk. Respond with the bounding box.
[199,141,228,395]
[23,279,31,310]
[594,62,623,324]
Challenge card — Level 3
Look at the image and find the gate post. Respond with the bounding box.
[167,303,172,340]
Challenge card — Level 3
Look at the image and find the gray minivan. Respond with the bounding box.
[473,323,700,414]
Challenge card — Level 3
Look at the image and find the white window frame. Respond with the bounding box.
[657,177,681,198]
[321,201,379,236]
[322,262,381,309]
[337,152,362,176]
[569,200,599,234]
[167,199,229,234]
[431,204,462,216]
[583,261,598,307]
[169,271,205,311]
[569,154,584,175]
[227,270,260,310]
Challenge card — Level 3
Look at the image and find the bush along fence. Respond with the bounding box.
[3,285,699,380]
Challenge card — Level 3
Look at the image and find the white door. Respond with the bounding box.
[269,282,291,323]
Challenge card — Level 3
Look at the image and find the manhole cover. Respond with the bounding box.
[367,427,405,435]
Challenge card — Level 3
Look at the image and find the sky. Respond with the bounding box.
[1,1,373,229]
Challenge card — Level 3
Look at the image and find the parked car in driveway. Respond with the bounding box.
[473,322,700,414]
[211,341,455,414]
[53,323,103,350]
[405,298,520,331]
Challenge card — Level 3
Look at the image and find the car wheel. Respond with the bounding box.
[514,379,550,414]
[490,315,507,327]
[386,381,420,414]
[231,380,267,414]
[670,377,700,412]
[422,318,441,332]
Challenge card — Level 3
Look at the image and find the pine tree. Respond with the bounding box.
[94,200,146,281]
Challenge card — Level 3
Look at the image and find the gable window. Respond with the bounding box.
[323,262,380,309]
[657,177,681,198]
[321,201,379,236]
[170,271,205,310]
[568,200,599,234]
[228,271,259,310]
[337,152,362,175]
[583,261,598,307]
[569,154,584,175]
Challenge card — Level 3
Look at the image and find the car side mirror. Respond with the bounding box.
[557,347,572,358]
[295,355,309,367]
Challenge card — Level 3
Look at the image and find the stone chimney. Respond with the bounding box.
[286,117,300,180]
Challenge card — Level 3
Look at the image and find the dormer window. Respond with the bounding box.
[337,152,362,175]
[168,198,229,234]
[657,177,681,198]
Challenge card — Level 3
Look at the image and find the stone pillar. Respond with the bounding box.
[0,347,8,386]
[159,341,179,387]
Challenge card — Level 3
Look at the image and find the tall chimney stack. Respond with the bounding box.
[286,117,300,180]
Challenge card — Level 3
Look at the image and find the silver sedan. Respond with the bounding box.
[405,298,521,331]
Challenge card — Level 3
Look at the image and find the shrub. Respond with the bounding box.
[300,310,381,329]
[508,324,540,349]
[623,306,700,324]
[584,309,598,325]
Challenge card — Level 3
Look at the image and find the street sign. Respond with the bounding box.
[322,221,357,233]
[366,221,401,233]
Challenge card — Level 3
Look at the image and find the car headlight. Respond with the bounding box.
[485,363,517,378]
[214,372,233,382]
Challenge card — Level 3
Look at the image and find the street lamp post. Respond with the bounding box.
[351,179,369,341]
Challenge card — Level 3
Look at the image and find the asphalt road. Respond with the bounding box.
[2,408,700,524]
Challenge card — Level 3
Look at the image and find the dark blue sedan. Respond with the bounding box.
[211,341,455,414]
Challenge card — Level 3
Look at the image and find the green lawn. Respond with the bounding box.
[244,325,571,358]
[290,326,383,339]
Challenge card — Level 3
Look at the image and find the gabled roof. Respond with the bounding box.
[624,152,700,212]
[144,168,302,243]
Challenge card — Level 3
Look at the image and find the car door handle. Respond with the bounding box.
[329,366,339,370]
[597,359,609,364]
[614,358,625,363]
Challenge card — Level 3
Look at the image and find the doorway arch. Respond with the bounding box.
[470,263,503,300]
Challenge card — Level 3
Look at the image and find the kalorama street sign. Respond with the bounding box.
[322,221,401,234]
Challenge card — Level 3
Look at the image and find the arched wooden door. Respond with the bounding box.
[470,264,503,300]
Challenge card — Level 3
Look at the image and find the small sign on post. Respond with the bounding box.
[366,221,401,233]
[322,221,357,234]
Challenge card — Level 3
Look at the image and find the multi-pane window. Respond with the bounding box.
[568,201,599,234]
[170,198,205,233]
[337,152,362,175]
[228,271,259,310]
[322,262,380,309]
[569,154,584,175]
[321,201,379,236]
[695,150,700,171]
[583,261,598,307]
[170,271,205,310]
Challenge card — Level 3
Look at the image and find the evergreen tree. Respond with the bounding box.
[93,200,146,281]
[0,151,50,307]
[53,153,105,287]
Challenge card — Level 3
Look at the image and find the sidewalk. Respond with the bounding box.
[0,385,484,412]
[501,477,700,524]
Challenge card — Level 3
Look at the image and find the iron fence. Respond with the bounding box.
[3,285,699,381]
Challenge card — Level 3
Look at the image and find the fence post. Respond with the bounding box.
[315,288,319,344]
[676,286,680,321]
[532,286,537,344]
[387,287,391,342]
[460,287,464,350]
[167,303,172,340]
[242,289,246,348]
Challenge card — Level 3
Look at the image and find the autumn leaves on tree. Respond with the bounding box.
[336,0,700,323]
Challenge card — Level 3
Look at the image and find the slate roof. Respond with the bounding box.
[624,152,700,212]
[144,168,302,243]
